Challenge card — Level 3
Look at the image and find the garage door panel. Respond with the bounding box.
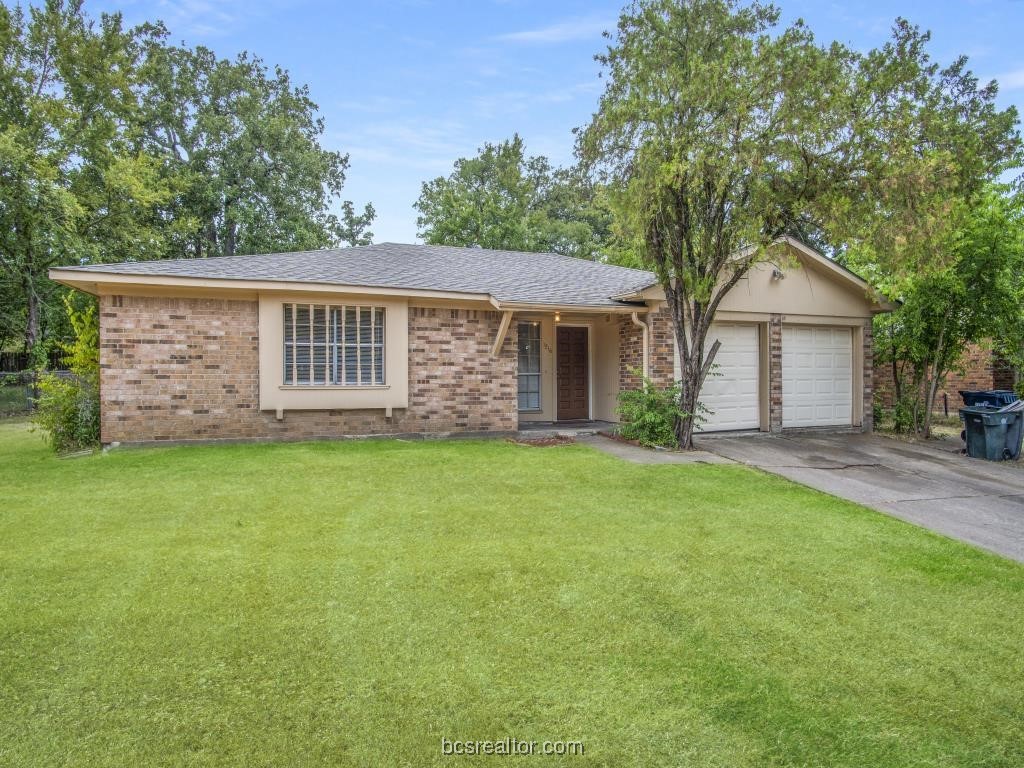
[782,326,852,428]
[694,323,760,432]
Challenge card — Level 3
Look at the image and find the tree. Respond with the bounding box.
[869,189,1023,436]
[415,134,613,259]
[578,0,860,448]
[136,41,374,259]
[994,190,1024,395]
[0,1,169,350]
[0,1,375,353]
[578,0,1019,448]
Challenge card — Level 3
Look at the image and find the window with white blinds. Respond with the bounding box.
[283,304,385,386]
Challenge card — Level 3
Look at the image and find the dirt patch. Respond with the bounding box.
[507,436,576,447]
[598,430,640,447]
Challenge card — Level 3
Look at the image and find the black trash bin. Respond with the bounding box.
[959,390,1019,409]
[960,405,1024,461]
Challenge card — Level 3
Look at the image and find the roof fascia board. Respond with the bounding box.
[491,300,649,314]
[48,269,493,303]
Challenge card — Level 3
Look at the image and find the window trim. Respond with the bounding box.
[282,302,386,387]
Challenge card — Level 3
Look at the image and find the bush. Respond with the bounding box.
[616,372,686,449]
[33,297,100,452]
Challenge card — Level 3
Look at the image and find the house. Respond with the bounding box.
[50,236,892,446]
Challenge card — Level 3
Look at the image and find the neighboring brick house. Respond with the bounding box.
[874,342,1016,414]
[51,236,892,446]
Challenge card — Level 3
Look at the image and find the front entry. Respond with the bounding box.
[556,325,589,420]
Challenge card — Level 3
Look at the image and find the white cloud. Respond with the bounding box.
[994,67,1024,90]
[496,15,612,44]
[156,0,243,37]
[470,80,603,119]
[329,117,474,173]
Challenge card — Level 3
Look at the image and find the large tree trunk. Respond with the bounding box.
[224,208,236,258]
[676,339,722,449]
[24,277,40,352]
[921,312,951,439]
[889,326,902,406]
[205,220,218,258]
[669,296,722,450]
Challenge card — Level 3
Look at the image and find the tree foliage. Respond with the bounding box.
[136,41,374,259]
[578,0,1020,448]
[415,134,615,260]
[0,0,373,354]
[872,188,1023,434]
[32,293,100,451]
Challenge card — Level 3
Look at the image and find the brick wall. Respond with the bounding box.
[874,340,1014,413]
[617,308,676,390]
[861,319,874,432]
[99,295,517,445]
[618,316,644,390]
[768,314,783,433]
[648,307,676,387]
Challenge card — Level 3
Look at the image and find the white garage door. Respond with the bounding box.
[674,323,760,432]
[782,326,852,428]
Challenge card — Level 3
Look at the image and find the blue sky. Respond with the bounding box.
[94,0,1024,243]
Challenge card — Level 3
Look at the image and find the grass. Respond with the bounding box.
[1,419,1023,767]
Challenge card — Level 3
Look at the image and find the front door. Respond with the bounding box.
[556,326,589,420]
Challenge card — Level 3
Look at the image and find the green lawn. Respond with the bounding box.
[1,420,1022,767]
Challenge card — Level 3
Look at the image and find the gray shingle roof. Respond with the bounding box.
[57,243,657,308]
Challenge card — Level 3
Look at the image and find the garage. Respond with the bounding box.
[781,326,852,428]
[688,323,761,432]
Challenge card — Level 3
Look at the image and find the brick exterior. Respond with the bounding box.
[99,295,517,445]
[861,319,874,433]
[617,308,676,390]
[768,314,783,433]
[618,316,644,390]
[648,307,676,387]
[874,340,1015,413]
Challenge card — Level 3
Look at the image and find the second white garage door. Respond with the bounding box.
[782,326,852,428]
[684,323,760,432]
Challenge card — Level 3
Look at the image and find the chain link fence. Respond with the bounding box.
[1,351,72,416]
[0,370,73,417]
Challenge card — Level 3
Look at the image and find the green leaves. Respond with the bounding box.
[0,1,374,351]
[135,43,374,258]
[414,134,615,260]
[577,0,1020,447]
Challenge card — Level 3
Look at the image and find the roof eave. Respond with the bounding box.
[490,299,649,314]
[48,268,494,303]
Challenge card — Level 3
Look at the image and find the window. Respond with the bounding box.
[517,322,541,411]
[284,303,385,386]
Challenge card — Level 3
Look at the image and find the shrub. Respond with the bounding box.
[616,372,686,449]
[33,297,100,452]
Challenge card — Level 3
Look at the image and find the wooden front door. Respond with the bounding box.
[556,326,589,420]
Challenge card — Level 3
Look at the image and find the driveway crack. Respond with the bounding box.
[754,462,886,470]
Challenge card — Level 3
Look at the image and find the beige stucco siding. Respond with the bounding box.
[639,242,881,322]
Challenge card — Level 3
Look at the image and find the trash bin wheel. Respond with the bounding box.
[1004,448,1013,461]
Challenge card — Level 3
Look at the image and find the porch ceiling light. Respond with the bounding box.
[554,311,561,322]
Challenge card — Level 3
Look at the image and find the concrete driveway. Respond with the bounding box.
[703,432,1024,562]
